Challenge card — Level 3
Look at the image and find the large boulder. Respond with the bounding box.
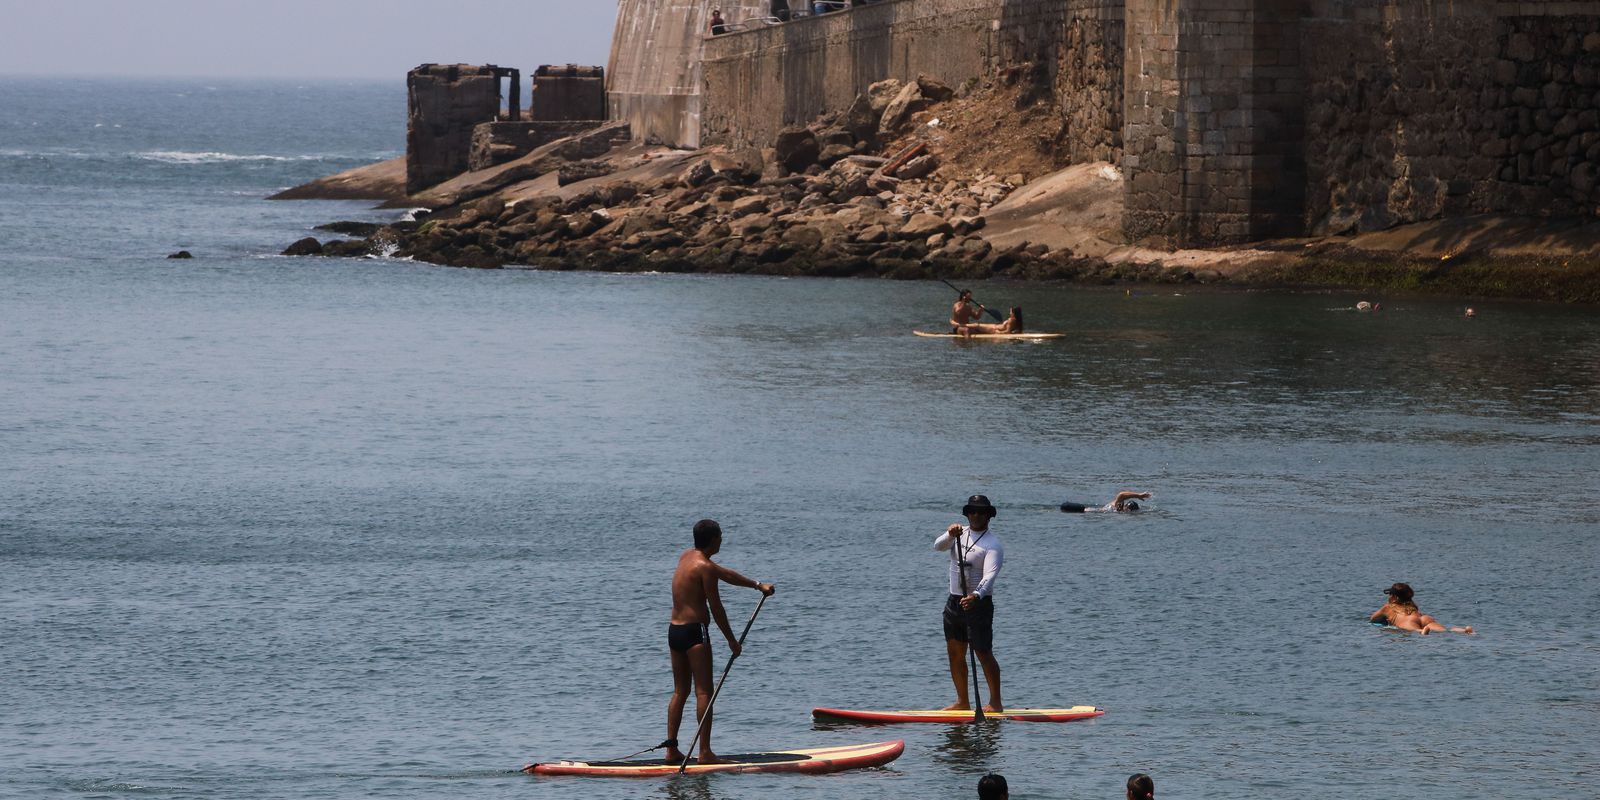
[916,75,955,103]
[817,143,855,168]
[773,127,821,172]
[729,195,771,218]
[880,82,927,132]
[898,213,952,239]
[282,237,323,256]
[844,93,880,143]
[867,79,905,115]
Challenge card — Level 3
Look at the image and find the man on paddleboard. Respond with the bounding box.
[950,290,986,332]
[666,519,775,765]
[934,495,1004,712]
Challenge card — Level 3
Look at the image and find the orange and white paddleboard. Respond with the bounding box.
[812,706,1104,724]
[523,739,905,777]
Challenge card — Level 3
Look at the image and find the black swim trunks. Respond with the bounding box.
[942,594,994,652]
[668,622,710,653]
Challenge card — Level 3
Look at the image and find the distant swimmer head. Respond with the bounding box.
[1122,501,1140,511]
[977,773,1009,800]
[1465,307,1476,317]
[962,494,998,520]
[1356,301,1373,311]
[1127,773,1154,800]
[1383,582,1414,603]
[693,519,723,551]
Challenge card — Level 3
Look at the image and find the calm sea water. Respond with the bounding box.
[2,78,1598,800]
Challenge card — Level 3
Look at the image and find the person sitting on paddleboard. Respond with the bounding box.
[1369,582,1474,634]
[956,307,1024,337]
[934,495,1005,713]
[1061,491,1150,513]
[665,519,775,765]
[950,290,987,332]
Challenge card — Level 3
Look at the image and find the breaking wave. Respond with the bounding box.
[137,151,330,164]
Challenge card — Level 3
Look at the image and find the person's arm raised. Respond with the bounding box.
[714,563,775,596]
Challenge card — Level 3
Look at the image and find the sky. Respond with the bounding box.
[0,1,618,80]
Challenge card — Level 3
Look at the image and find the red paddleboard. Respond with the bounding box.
[523,739,904,777]
[813,706,1104,723]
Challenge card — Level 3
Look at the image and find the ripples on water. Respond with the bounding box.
[1,78,1597,800]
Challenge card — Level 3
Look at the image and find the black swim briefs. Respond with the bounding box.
[942,594,995,652]
[668,622,710,653]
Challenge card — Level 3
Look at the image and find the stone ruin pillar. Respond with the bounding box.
[406,64,503,194]
[1122,0,1306,246]
[532,65,606,122]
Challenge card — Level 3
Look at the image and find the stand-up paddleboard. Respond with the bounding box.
[913,330,1066,340]
[813,706,1103,724]
[523,739,905,777]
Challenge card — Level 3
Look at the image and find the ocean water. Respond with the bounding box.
[2,78,1598,800]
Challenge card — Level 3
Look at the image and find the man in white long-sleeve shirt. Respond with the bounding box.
[934,494,1004,712]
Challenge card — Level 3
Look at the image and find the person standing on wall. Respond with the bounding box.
[934,494,1005,712]
[708,8,728,35]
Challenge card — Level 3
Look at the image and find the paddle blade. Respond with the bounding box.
[984,307,1005,322]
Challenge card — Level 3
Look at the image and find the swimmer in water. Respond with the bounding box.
[1370,582,1474,634]
[1061,491,1150,513]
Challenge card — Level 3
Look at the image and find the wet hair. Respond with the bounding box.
[1122,500,1140,511]
[977,773,1008,800]
[1127,773,1154,800]
[693,519,722,549]
[960,290,973,301]
[1009,307,1023,331]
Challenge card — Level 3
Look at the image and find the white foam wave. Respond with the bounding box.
[138,150,318,164]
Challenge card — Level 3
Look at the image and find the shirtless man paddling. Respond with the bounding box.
[665,519,775,765]
[950,290,986,332]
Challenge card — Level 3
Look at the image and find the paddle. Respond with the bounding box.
[953,531,986,723]
[678,593,769,774]
[940,278,1006,322]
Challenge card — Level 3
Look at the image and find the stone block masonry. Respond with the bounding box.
[533,65,606,121]
[701,0,1125,152]
[1122,0,1307,244]
[622,0,1600,245]
[407,64,504,194]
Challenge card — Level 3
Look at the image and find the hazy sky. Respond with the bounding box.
[0,1,618,79]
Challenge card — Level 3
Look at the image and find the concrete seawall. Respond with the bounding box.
[608,0,768,148]
[702,0,1125,151]
[695,0,1600,245]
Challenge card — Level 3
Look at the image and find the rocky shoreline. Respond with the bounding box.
[276,78,1600,304]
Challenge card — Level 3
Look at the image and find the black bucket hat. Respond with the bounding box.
[962,494,997,517]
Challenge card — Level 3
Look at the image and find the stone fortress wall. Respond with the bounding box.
[665,0,1600,245]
